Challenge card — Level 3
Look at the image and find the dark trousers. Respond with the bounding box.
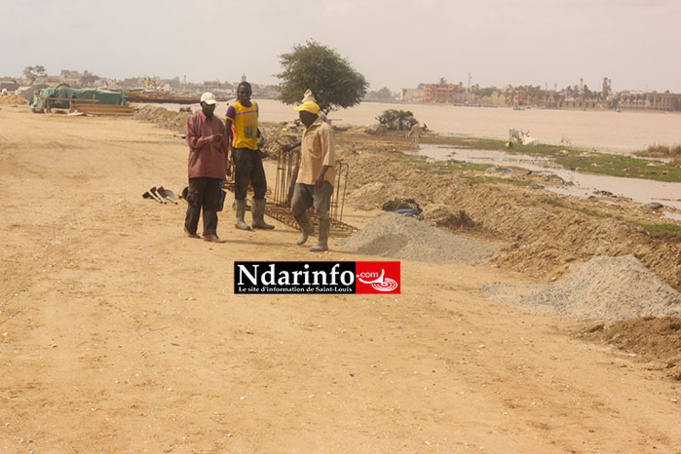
[291,181,334,220]
[184,177,221,236]
[233,147,267,201]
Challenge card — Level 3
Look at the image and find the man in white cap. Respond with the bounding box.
[290,100,336,252]
[183,92,229,243]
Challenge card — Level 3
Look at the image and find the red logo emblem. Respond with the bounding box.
[355,261,401,294]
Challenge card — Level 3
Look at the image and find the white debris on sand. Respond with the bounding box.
[521,255,681,322]
[340,212,496,265]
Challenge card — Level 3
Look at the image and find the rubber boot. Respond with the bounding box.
[251,198,275,230]
[309,217,330,252]
[294,212,315,246]
[235,199,252,230]
[232,200,250,211]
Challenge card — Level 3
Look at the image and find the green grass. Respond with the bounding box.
[555,153,681,182]
[417,133,681,183]
[542,197,611,218]
[635,143,681,159]
[632,222,681,237]
[464,175,538,187]
[543,197,568,208]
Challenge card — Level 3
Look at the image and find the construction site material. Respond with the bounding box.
[340,212,497,264]
[124,90,200,104]
[76,104,135,116]
[521,255,681,321]
[271,147,355,233]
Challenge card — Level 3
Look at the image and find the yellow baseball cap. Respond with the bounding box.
[294,100,320,114]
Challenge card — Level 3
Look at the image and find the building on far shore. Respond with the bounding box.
[423,83,462,103]
[617,91,681,111]
[400,80,681,112]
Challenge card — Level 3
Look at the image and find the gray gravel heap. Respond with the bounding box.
[340,212,496,265]
[522,255,681,321]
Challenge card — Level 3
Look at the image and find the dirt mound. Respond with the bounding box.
[340,151,681,291]
[133,105,191,134]
[0,95,28,105]
[422,204,476,229]
[522,255,681,321]
[578,316,681,380]
[346,182,416,210]
[340,212,496,264]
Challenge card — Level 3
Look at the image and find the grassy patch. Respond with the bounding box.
[398,154,492,174]
[632,222,681,237]
[542,197,610,218]
[418,132,681,182]
[464,175,537,187]
[634,144,681,167]
[635,143,681,158]
[555,153,681,182]
[543,197,568,208]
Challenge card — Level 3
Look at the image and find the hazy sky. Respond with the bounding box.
[2,0,680,93]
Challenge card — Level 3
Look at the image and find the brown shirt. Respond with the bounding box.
[186,112,228,179]
[298,117,336,185]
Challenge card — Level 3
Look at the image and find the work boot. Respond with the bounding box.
[294,212,315,246]
[232,200,251,211]
[235,199,252,230]
[309,217,330,252]
[251,198,275,230]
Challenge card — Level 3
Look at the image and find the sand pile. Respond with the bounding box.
[0,95,28,105]
[421,204,476,229]
[133,105,190,134]
[522,255,681,321]
[340,212,496,264]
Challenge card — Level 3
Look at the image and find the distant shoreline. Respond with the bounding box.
[133,100,681,154]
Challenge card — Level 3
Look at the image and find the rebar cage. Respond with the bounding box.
[222,148,357,236]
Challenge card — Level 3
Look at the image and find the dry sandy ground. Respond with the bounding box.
[1,106,680,453]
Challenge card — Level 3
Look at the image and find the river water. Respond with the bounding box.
[135,100,681,219]
[410,145,681,219]
[136,99,681,154]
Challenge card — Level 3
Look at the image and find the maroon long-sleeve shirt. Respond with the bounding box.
[186,112,228,179]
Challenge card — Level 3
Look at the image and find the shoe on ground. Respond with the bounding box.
[203,234,226,243]
[184,227,201,239]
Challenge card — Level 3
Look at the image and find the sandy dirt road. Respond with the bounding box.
[1,107,680,453]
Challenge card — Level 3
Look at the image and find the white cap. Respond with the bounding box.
[200,92,217,105]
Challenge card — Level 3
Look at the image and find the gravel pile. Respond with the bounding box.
[522,255,681,321]
[340,212,496,265]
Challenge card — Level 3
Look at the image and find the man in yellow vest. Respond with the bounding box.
[225,81,274,230]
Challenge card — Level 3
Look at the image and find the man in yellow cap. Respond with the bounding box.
[290,100,336,252]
